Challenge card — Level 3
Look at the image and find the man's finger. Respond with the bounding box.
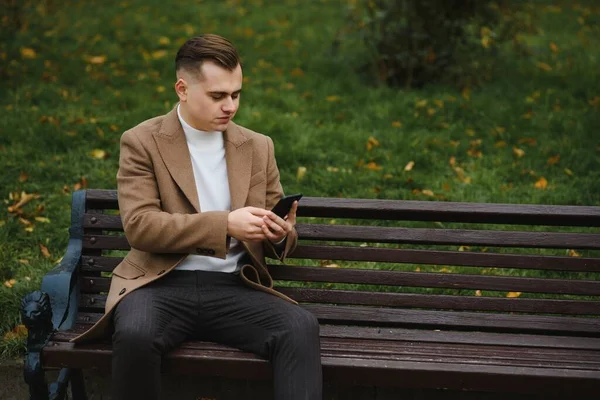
[246,207,271,216]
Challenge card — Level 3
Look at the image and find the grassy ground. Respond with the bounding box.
[0,0,599,358]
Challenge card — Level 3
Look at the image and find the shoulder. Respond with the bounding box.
[231,122,274,151]
[120,113,166,145]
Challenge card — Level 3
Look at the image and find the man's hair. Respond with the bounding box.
[175,34,241,75]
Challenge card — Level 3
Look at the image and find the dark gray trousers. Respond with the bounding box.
[111,270,322,400]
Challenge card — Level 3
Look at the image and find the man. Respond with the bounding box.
[71,34,322,399]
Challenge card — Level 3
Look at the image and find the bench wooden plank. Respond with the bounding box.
[79,286,600,315]
[44,337,600,371]
[80,249,600,277]
[74,301,600,336]
[52,323,600,351]
[42,339,600,395]
[268,265,600,296]
[296,225,600,249]
[84,189,600,227]
[81,226,600,251]
[77,260,600,296]
[290,245,600,273]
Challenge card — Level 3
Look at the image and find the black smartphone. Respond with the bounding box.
[271,193,303,218]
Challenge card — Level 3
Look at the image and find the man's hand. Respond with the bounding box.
[227,207,273,242]
[261,201,298,244]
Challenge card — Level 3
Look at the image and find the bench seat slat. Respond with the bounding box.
[53,323,600,351]
[74,301,600,336]
[42,338,600,395]
[47,336,600,370]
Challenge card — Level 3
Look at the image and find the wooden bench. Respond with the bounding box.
[22,189,600,399]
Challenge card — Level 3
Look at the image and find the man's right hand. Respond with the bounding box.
[227,207,273,242]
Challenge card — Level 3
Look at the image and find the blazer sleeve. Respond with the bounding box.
[262,136,298,261]
[117,129,230,259]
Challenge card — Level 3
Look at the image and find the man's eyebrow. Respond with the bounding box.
[208,89,243,95]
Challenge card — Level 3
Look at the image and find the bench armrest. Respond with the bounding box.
[40,190,86,330]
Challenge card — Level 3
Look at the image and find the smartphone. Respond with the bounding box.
[271,193,303,218]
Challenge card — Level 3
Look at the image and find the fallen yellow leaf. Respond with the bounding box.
[415,99,428,108]
[35,217,50,223]
[495,141,507,148]
[549,42,559,53]
[513,147,526,158]
[506,292,522,298]
[19,172,28,182]
[90,149,108,159]
[3,279,16,288]
[366,162,382,171]
[326,95,340,102]
[88,55,107,64]
[568,249,581,257]
[564,168,573,176]
[366,136,380,151]
[465,128,475,136]
[20,47,37,59]
[461,87,471,101]
[296,166,307,180]
[536,61,552,72]
[158,36,171,45]
[40,244,51,258]
[475,290,482,297]
[324,263,339,268]
[392,121,402,128]
[534,177,548,189]
[422,189,434,197]
[547,155,560,165]
[290,68,304,77]
[467,148,482,158]
[404,161,415,171]
[151,50,168,59]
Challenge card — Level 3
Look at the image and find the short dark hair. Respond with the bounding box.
[175,34,241,74]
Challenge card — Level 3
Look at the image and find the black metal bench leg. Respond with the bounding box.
[22,291,55,400]
[70,369,88,400]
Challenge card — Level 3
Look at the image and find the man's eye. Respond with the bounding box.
[232,94,240,100]
[212,95,223,100]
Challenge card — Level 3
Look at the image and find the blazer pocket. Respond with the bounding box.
[249,172,265,188]
[112,260,146,279]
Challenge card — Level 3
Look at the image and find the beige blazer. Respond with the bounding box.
[72,107,298,343]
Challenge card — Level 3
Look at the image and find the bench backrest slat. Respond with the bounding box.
[84,189,600,227]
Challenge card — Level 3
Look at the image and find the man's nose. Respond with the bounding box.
[222,97,235,112]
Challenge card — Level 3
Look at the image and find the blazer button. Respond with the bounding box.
[119,288,126,295]
[157,270,165,275]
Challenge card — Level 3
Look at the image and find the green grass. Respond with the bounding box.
[1,0,599,358]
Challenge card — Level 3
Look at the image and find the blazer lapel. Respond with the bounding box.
[153,107,201,212]
[224,122,252,210]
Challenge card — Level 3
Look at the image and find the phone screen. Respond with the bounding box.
[271,194,303,218]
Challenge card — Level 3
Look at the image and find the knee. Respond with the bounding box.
[283,309,320,345]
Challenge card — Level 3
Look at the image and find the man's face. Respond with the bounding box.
[176,61,242,132]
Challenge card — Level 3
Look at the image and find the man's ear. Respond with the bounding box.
[174,78,187,101]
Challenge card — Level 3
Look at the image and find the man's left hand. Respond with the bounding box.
[262,201,298,244]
